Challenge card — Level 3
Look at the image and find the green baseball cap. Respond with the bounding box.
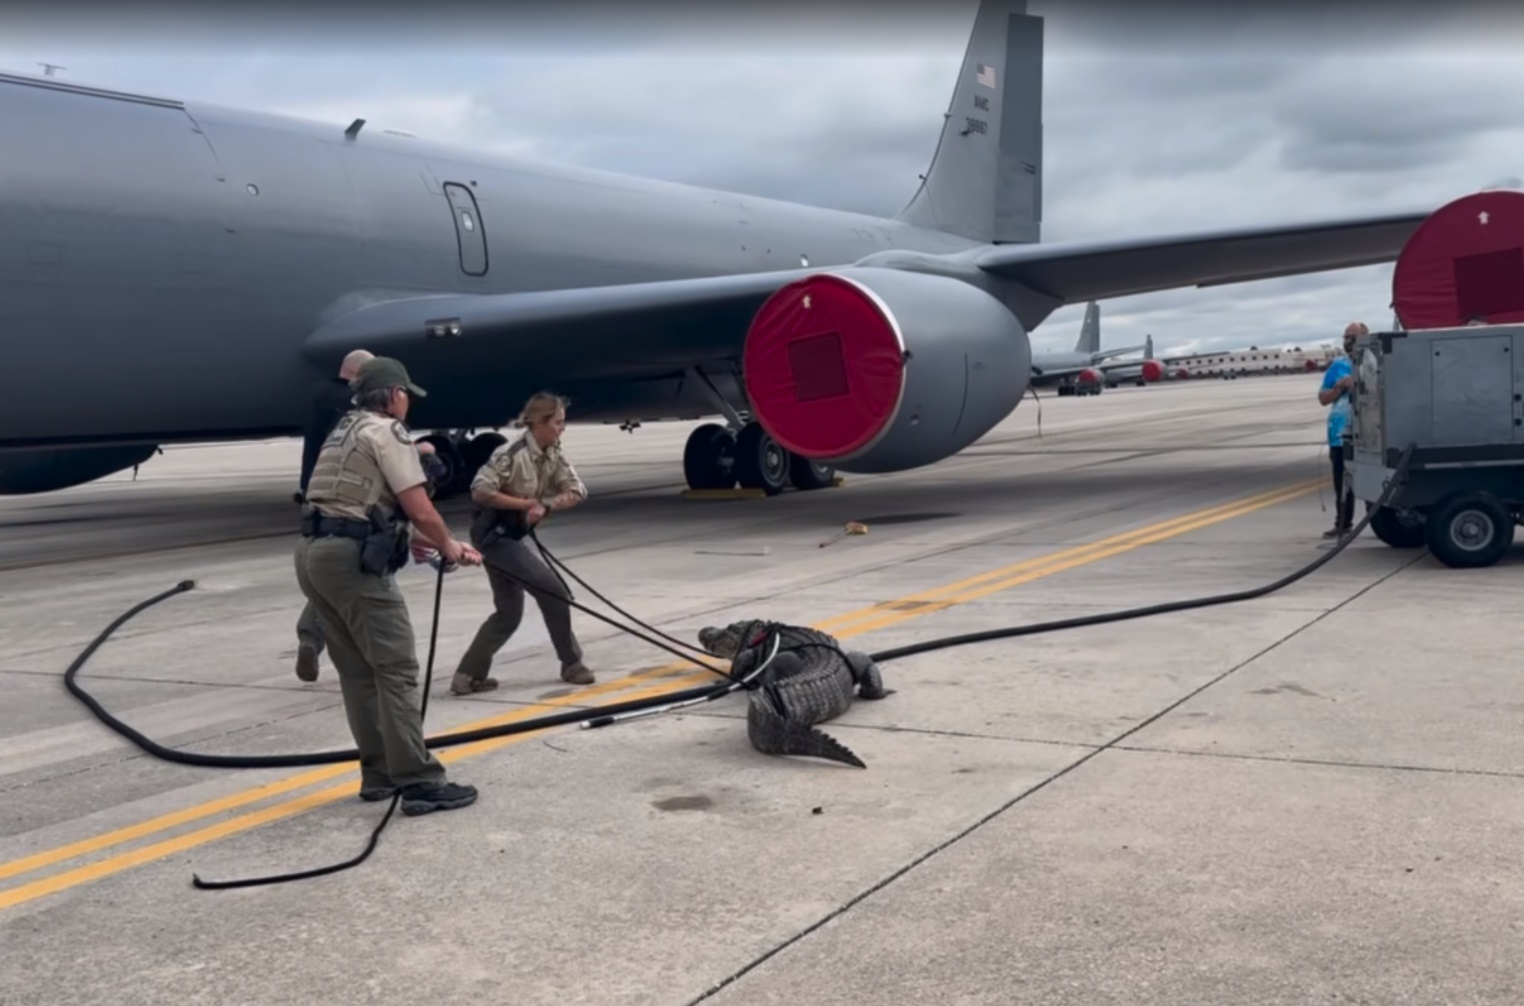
[352,356,427,398]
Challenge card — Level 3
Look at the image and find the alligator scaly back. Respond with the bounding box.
[697,618,890,769]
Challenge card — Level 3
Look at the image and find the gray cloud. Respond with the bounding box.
[3,0,1523,364]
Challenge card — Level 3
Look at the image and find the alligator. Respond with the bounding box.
[697,619,894,768]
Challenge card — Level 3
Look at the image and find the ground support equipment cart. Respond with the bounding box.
[1348,323,1524,568]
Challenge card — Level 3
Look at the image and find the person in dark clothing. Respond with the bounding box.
[294,349,373,681]
[298,349,374,501]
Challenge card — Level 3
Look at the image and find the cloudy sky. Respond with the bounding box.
[4,0,1523,358]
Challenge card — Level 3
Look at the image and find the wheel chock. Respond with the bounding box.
[680,488,769,500]
[679,477,845,500]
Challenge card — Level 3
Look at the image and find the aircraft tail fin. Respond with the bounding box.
[895,0,1043,245]
[1145,334,1154,359]
[1073,301,1100,354]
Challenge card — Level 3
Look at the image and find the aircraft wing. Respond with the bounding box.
[306,206,1429,388]
[973,208,1430,304]
[303,267,815,381]
[1088,343,1148,363]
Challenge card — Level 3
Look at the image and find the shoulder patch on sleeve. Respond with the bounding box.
[390,421,415,446]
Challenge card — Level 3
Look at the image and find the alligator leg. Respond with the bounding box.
[747,686,867,769]
[845,650,894,700]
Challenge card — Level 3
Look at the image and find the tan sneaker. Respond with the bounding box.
[560,662,595,685]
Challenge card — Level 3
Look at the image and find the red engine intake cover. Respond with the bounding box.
[1140,360,1163,382]
[742,274,906,459]
[1393,189,1524,330]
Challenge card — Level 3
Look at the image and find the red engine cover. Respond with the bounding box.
[1393,189,1524,330]
[742,274,906,458]
[1140,360,1163,382]
[1077,368,1100,384]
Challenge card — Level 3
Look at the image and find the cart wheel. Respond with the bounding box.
[1366,503,1426,549]
[1424,492,1514,568]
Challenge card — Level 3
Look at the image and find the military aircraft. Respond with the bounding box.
[0,0,1430,499]
[1028,301,1157,396]
[1102,337,1164,387]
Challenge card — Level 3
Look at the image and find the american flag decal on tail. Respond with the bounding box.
[975,63,996,88]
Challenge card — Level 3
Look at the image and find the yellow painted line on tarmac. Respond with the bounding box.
[813,477,1322,636]
[0,672,709,912]
[834,478,1321,638]
[0,477,1319,910]
[0,659,719,886]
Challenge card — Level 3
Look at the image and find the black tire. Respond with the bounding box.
[418,435,466,498]
[733,422,788,496]
[788,453,835,491]
[1366,503,1426,549]
[1424,492,1514,568]
[461,432,506,474]
[682,423,736,491]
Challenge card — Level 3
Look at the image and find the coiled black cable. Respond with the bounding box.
[59,446,1412,887]
[187,559,448,890]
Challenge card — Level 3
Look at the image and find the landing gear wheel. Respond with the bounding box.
[418,435,466,499]
[734,422,788,496]
[1424,491,1513,568]
[461,432,505,474]
[1366,503,1426,549]
[788,453,836,491]
[683,423,737,491]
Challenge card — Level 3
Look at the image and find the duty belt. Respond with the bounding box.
[301,512,371,541]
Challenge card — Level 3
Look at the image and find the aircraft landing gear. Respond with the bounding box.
[418,430,506,499]
[682,423,737,491]
[680,420,835,496]
[678,365,836,496]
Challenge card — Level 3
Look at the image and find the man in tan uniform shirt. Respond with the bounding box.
[296,356,484,816]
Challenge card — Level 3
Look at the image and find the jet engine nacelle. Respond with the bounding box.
[0,444,159,495]
[741,267,1032,474]
[1140,360,1164,383]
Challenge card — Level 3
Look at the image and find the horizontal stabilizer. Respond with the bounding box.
[973,207,1430,305]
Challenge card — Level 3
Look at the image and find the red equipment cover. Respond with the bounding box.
[1392,189,1524,330]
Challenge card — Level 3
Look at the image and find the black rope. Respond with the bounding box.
[188,559,449,890]
[531,531,715,660]
[57,445,1413,887]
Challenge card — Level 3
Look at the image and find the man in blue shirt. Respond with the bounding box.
[1317,322,1365,538]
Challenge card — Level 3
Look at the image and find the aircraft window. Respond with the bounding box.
[460,211,475,232]
[246,184,259,196]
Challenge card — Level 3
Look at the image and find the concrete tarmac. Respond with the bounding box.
[2,375,1518,1005]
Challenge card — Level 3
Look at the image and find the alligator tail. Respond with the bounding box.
[748,694,868,768]
[778,724,867,769]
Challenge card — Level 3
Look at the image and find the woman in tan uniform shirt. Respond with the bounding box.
[451,392,594,693]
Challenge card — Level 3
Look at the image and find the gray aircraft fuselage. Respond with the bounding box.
[1030,351,1101,376]
[0,74,981,453]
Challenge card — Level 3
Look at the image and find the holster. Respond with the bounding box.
[359,505,411,577]
[472,506,529,549]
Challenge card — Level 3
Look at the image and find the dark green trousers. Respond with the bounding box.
[294,536,446,791]
[295,599,326,654]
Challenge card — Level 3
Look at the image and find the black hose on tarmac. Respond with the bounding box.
[59,445,1412,888]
